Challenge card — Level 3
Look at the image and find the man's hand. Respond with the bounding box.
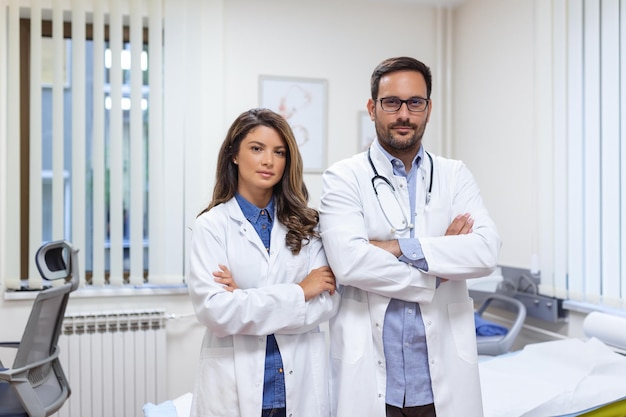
[370,239,401,258]
[438,213,474,283]
[446,213,474,235]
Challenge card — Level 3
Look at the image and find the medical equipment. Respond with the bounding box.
[367,147,433,233]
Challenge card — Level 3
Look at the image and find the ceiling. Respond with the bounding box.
[365,0,467,7]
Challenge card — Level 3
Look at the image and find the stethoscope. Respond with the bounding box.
[367,146,433,233]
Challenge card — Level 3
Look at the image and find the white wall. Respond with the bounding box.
[452,0,537,268]
[1,0,562,405]
[220,0,446,208]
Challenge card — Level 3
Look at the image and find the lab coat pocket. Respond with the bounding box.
[193,347,238,416]
[448,300,478,364]
[329,294,370,364]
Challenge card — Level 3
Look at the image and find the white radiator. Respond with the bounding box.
[53,309,168,417]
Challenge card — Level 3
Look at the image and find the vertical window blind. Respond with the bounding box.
[0,0,183,289]
[544,0,625,308]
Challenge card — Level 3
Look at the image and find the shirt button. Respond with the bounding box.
[427,321,432,326]
[411,253,417,259]
[407,309,413,314]
[278,368,283,373]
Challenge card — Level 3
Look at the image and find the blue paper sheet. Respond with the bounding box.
[474,312,508,336]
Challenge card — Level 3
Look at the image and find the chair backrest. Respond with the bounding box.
[12,285,72,374]
[14,240,79,381]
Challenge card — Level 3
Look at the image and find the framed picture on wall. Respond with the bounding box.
[259,75,328,173]
[358,110,376,152]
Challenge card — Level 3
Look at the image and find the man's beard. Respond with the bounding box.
[374,119,425,151]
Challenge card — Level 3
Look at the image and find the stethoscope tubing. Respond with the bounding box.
[367,146,434,199]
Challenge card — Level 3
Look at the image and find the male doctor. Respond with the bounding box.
[319,57,501,417]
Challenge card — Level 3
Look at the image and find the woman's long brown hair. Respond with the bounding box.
[198,108,318,255]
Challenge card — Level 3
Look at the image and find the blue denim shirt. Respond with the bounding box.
[375,144,434,407]
[234,194,286,409]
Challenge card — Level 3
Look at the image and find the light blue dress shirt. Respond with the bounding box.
[234,194,286,410]
[376,144,434,407]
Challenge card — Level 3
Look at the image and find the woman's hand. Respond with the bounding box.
[213,264,239,291]
[298,266,336,301]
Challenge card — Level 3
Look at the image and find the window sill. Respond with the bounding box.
[563,300,626,317]
[3,283,188,301]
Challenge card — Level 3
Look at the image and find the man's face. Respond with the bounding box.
[367,70,432,156]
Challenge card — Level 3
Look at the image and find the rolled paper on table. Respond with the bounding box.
[583,311,626,350]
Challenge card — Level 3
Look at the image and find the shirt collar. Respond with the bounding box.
[234,193,274,224]
[374,141,424,174]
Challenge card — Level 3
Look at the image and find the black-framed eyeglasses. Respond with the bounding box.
[378,96,430,112]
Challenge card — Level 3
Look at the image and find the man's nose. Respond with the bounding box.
[397,101,412,116]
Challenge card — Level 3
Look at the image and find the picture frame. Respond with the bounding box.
[259,75,328,172]
[358,110,376,152]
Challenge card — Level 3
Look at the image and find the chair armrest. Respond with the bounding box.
[0,345,61,382]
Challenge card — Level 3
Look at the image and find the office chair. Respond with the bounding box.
[475,293,526,356]
[0,240,79,417]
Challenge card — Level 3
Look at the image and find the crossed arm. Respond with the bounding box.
[213,264,336,301]
[370,212,474,257]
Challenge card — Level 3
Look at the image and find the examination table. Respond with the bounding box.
[144,312,626,417]
[479,311,626,417]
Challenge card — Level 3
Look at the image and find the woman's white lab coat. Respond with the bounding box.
[319,144,501,417]
[188,198,340,417]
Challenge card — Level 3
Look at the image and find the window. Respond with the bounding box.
[1,0,181,290]
[539,0,625,308]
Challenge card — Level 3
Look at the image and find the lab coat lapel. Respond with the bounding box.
[225,198,271,259]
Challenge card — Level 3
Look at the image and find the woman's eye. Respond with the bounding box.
[275,150,286,157]
[251,146,262,152]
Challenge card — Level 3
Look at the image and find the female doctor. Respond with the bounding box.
[188,108,340,417]
[319,57,501,417]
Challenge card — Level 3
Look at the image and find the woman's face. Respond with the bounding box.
[234,125,287,207]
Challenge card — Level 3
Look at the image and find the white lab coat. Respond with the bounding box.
[188,198,340,417]
[319,144,501,417]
